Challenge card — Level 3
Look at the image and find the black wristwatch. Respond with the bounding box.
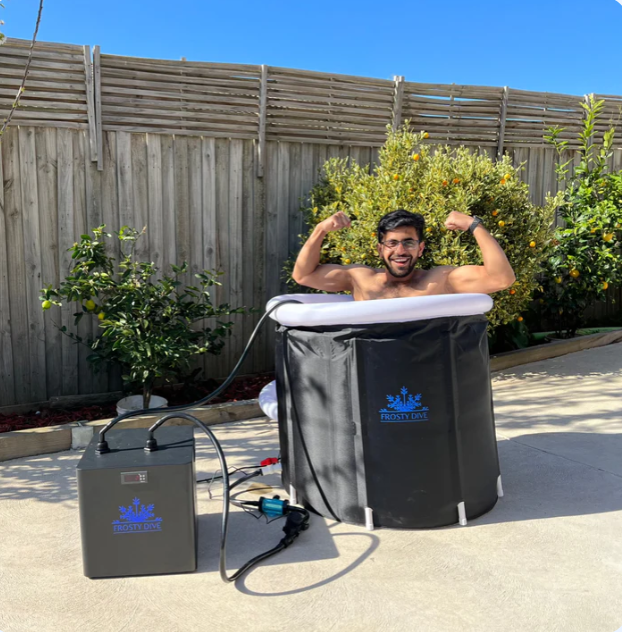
[468,215,484,234]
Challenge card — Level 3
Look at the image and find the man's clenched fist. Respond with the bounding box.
[444,211,474,232]
[318,211,351,233]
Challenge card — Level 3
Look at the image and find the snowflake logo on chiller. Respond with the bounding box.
[112,497,163,534]
[379,386,429,422]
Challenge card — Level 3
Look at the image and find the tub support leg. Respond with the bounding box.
[457,501,467,526]
[364,507,374,531]
[497,475,504,498]
[289,484,298,505]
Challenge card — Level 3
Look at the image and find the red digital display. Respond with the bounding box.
[121,471,147,484]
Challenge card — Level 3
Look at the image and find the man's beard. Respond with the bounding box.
[381,253,417,279]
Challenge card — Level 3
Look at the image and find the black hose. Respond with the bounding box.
[96,299,302,453]
[144,411,308,583]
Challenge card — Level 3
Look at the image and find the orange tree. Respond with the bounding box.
[285,124,561,330]
[539,96,622,337]
[41,226,244,408]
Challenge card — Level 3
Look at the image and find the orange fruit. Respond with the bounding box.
[453,178,460,184]
[423,132,429,139]
[509,289,516,295]
[529,241,536,248]
[604,233,614,242]
[413,154,420,161]
[500,178,506,185]
[603,281,609,290]
[570,269,580,278]
[442,180,448,187]
[517,316,524,322]
[555,276,562,283]
[492,210,499,216]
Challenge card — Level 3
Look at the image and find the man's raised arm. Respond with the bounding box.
[444,211,516,294]
[292,211,354,293]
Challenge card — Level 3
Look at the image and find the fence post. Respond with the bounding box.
[93,45,103,171]
[257,64,268,178]
[497,86,509,161]
[83,45,98,163]
[392,75,405,131]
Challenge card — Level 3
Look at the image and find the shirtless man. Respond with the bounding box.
[292,209,516,299]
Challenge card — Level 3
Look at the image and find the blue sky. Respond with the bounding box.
[3,0,622,96]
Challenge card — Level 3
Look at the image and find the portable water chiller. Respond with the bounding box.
[76,426,197,579]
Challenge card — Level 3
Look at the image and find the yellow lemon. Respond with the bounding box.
[498,220,505,227]
[98,312,105,320]
[412,154,420,161]
[85,299,96,311]
[555,276,562,284]
[344,258,351,264]
[423,132,429,139]
[393,174,400,181]
[603,281,609,290]
[42,300,52,310]
[558,308,563,315]
[426,227,433,233]
[504,173,511,180]
[570,269,580,278]
[604,233,614,242]
[529,241,536,248]
[590,228,597,233]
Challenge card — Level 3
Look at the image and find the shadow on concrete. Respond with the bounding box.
[472,432,622,526]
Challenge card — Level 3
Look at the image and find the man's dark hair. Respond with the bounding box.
[377,210,425,242]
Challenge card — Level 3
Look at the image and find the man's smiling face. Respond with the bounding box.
[377,226,425,279]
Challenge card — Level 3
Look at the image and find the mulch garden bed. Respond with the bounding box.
[0,373,275,434]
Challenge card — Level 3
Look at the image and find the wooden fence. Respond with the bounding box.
[1,37,622,408]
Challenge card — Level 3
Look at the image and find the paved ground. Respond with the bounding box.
[1,344,622,632]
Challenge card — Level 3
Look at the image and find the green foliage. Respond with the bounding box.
[540,96,622,337]
[285,124,561,329]
[41,226,245,407]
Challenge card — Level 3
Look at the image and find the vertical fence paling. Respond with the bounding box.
[1,38,622,408]
[497,87,509,161]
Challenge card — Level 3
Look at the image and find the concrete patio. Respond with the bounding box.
[1,344,622,632]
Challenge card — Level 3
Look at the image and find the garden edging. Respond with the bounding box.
[490,329,622,372]
[0,399,262,463]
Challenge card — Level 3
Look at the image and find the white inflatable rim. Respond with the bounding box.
[267,293,493,327]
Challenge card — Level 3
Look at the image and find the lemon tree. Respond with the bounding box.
[41,226,245,408]
[285,124,561,330]
[540,96,622,337]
